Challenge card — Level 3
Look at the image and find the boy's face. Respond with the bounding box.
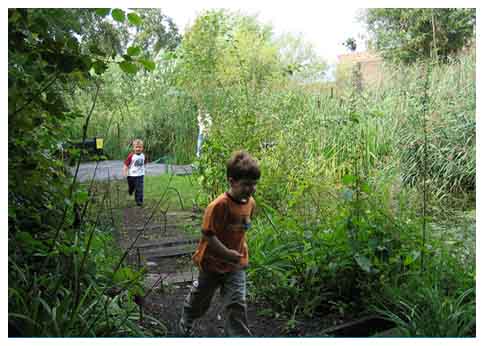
[229,178,258,203]
[134,144,143,154]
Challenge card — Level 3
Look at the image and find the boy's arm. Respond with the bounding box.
[123,153,133,177]
[203,233,242,263]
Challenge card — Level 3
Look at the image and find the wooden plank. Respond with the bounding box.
[143,244,196,259]
[144,270,199,287]
[120,235,199,249]
[124,223,198,232]
[320,315,396,337]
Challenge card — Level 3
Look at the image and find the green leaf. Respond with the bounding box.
[92,60,108,74]
[8,313,42,329]
[368,238,378,250]
[127,46,142,57]
[354,253,372,273]
[113,267,138,283]
[119,61,139,74]
[95,8,110,17]
[360,182,371,194]
[404,250,421,266]
[89,44,107,57]
[74,190,89,204]
[139,59,156,71]
[127,12,143,26]
[342,174,356,185]
[111,9,126,22]
[350,114,360,123]
[371,110,384,118]
[8,207,16,218]
[16,231,36,245]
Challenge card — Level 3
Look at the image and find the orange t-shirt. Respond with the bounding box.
[192,192,255,273]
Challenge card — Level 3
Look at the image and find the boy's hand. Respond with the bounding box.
[226,249,243,263]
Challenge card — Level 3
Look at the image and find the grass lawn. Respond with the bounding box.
[85,174,202,236]
[143,174,200,209]
[86,174,201,212]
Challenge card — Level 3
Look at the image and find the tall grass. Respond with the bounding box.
[373,273,475,337]
[373,51,476,199]
[194,49,476,327]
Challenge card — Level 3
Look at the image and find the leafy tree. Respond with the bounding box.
[75,9,180,60]
[276,33,328,82]
[362,8,475,63]
[8,8,156,336]
[9,8,98,232]
[131,8,182,57]
[176,9,285,114]
[69,9,129,57]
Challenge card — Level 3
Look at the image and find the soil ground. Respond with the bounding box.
[142,284,345,337]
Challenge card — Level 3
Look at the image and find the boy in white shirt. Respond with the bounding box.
[123,139,145,207]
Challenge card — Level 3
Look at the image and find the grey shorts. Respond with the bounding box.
[181,270,252,336]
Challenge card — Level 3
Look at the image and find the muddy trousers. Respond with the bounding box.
[181,270,252,336]
[127,175,144,205]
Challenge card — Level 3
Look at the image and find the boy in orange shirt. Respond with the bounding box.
[179,150,260,336]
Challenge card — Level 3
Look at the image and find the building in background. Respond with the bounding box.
[336,51,383,90]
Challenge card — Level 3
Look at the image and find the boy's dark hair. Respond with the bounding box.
[226,150,261,181]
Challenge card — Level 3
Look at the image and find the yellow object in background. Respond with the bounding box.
[95,138,104,149]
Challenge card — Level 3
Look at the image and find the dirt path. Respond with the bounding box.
[118,205,344,337]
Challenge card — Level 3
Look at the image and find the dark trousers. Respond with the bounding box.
[127,175,144,205]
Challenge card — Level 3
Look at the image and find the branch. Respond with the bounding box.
[45,81,101,260]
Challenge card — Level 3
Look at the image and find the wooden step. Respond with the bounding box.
[121,235,200,250]
[143,244,196,259]
[124,223,198,232]
[123,225,199,241]
[145,270,198,287]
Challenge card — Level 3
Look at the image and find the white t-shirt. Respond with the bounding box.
[124,152,145,176]
[197,112,212,136]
